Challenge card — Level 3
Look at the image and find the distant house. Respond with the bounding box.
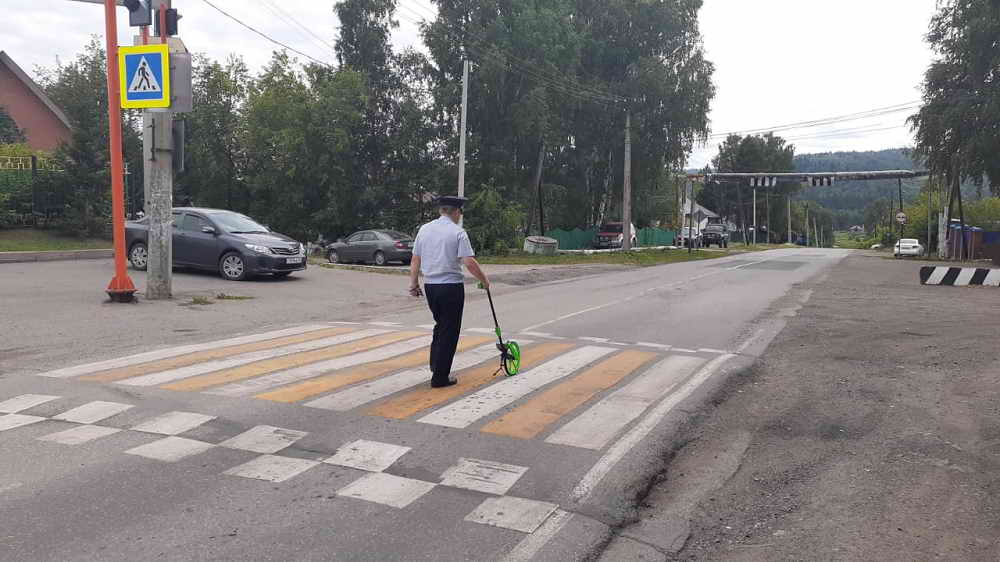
[0,51,72,151]
[681,198,719,231]
[849,225,865,233]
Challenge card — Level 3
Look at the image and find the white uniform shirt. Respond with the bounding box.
[413,216,475,284]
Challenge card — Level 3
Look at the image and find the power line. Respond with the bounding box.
[709,101,921,139]
[200,0,335,68]
[256,0,338,56]
[782,124,909,142]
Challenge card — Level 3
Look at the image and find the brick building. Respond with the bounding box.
[0,51,72,152]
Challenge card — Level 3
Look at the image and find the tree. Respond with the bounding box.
[910,0,1000,195]
[0,107,25,144]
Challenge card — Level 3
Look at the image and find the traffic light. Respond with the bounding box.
[154,8,181,37]
[123,0,152,27]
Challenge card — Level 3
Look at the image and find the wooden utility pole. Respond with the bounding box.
[787,195,792,244]
[622,111,633,251]
[752,187,757,245]
[927,177,933,256]
[533,140,545,235]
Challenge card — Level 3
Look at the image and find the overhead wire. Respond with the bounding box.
[709,101,921,138]
[200,0,335,68]
[255,0,339,57]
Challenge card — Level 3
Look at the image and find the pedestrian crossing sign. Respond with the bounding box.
[118,44,171,109]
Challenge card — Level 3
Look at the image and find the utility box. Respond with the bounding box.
[168,52,192,113]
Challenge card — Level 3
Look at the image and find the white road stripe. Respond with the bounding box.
[925,267,949,285]
[38,425,121,445]
[501,509,574,562]
[323,440,411,472]
[698,348,728,354]
[0,414,46,432]
[36,325,331,378]
[125,436,216,462]
[224,455,320,482]
[337,473,436,509]
[465,496,559,534]
[519,331,553,338]
[954,268,977,286]
[219,425,307,454]
[370,322,402,327]
[465,328,495,334]
[546,355,706,449]
[304,343,513,411]
[131,412,216,435]
[418,346,617,429]
[985,269,1000,287]
[440,458,528,495]
[52,401,132,424]
[417,324,436,330]
[672,348,696,353]
[0,394,59,414]
[578,337,609,343]
[636,342,671,350]
[116,329,391,387]
[207,336,433,397]
[571,354,734,502]
[0,483,23,494]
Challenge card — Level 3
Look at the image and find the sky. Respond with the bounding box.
[6,0,937,168]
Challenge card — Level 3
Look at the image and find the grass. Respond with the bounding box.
[478,249,728,267]
[188,296,214,306]
[215,293,255,301]
[0,228,111,252]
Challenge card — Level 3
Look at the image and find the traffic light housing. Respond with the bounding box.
[123,0,152,27]
[154,8,181,37]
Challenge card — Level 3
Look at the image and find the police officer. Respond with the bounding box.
[409,196,491,388]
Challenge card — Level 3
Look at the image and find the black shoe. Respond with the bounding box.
[431,377,458,388]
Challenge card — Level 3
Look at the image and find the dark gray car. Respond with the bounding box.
[125,207,306,280]
[326,230,413,266]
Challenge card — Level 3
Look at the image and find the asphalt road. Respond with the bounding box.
[0,248,848,561]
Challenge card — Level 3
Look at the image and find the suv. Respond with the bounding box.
[593,222,638,249]
[703,223,729,248]
[677,226,702,248]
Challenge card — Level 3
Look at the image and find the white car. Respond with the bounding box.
[894,238,924,257]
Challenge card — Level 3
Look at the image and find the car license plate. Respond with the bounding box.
[286,257,303,264]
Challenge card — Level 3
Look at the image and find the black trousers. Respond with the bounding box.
[424,283,465,383]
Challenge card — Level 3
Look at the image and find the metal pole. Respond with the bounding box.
[623,111,632,251]
[752,187,757,245]
[687,181,694,254]
[804,203,809,247]
[927,178,933,256]
[787,195,791,244]
[102,0,136,302]
[457,59,469,201]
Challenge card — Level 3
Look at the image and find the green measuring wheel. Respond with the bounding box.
[486,288,522,377]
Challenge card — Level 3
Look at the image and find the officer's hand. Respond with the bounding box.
[478,280,491,290]
[409,284,423,297]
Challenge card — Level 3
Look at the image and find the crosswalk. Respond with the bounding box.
[31,323,716,451]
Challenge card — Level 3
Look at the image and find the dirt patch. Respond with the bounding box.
[487,264,631,286]
[635,254,1000,561]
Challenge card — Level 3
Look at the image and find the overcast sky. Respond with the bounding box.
[7,0,937,168]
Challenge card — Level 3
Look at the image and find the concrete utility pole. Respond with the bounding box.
[787,195,791,244]
[804,203,809,247]
[927,178,933,256]
[686,180,694,255]
[622,111,632,251]
[752,188,757,245]
[457,59,470,202]
[144,0,173,299]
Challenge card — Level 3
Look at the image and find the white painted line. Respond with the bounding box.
[501,509,574,562]
[219,425,307,454]
[466,328,495,334]
[117,329,391,387]
[440,458,528,495]
[37,325,331,378]
[337,473,436,509]
[698,348,728,354]
[125,436,216,462]
[0,394,60,414]
[954,268,976,286]
[207,336,433,397]
[38,425,122,445]
[519,331,554,338]
[417,324,436,330]
[465,496,559,534]
[571,354,734,502]
[546,355,706,449]
[672,348,696,354]
[636,342,671,350]
[522,303,614,332]
[131,412,216,435]
[369,322,402,327]
[323,440,411,472]
[0,482,23,494]
[985,269,1000,287]
[607,341,629,347]
[52,401,132,424]
[418,346,617,429]
[0,414,46,432]
[578,337,609,343]
[925,267,949,285]
[329,321,361,325]
[305,343,518,411]
[224,455,320,482]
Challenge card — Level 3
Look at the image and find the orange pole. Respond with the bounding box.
[103,0,136,301]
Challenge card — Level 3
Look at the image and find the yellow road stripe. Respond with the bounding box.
[81,327,355,383]
[480,350,658,440]
[256,336,494,403]
[367,342,575,420]
[160,331,423,391]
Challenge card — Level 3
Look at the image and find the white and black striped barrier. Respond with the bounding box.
[920,266,1000,286]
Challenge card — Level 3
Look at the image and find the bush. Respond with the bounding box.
[464,185,524,256]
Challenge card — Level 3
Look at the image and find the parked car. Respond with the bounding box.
[894,238,924,257]
[702,223,729,248]
[126,207,306,281]
[593,222,637,249]
[677,226,702,248]
[326,230,414,266]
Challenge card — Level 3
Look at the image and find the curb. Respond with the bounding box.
[920,266,1000,286]
[0,249,114,264]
